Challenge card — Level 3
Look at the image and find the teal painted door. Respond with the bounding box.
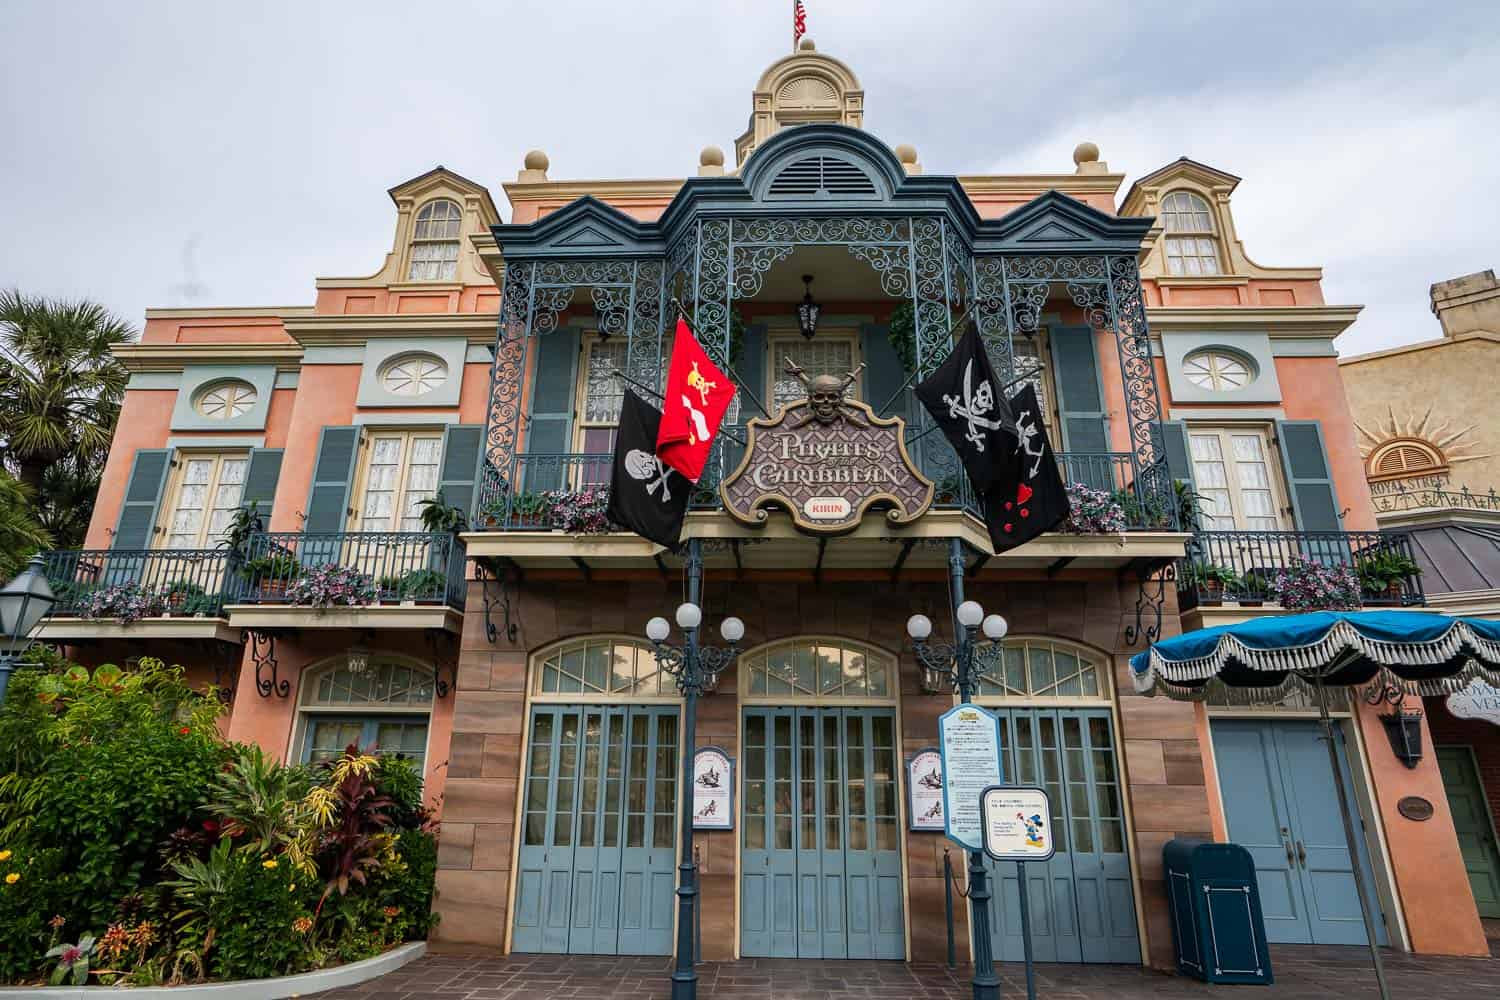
[512,705,678,955]
[741,707,904,959]
[1437,746,1500,919]
[1211,719,1388,946]
[985,708,1140,964]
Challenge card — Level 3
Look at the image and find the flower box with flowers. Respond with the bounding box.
[1270,558,1362,611]
[540,488,613,535]
[78,582,162,624]
[1062,482,1128,535]
[285,564,377,611]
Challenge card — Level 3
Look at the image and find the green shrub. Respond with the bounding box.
[0,845,68,982]
[373,756,427,831]
[203,852,314,981]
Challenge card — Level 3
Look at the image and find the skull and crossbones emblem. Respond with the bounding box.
[943,359,1008,451]
[783,358,868,427]
[624,448,675,502]
[1014,406,1045,478]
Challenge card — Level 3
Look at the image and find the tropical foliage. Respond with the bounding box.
[0,290,133,548]
[0,655,437,986]
[0,472,50,579]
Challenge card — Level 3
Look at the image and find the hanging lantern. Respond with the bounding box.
[796,274,821,340]
[1379,706,1425,769]
[347,644,370,677]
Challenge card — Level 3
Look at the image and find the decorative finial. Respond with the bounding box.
[1072,141,1107,175]
[698,145,725,177]
[519,149,549,182]
[798,37,816,51]
[895,144,921,175]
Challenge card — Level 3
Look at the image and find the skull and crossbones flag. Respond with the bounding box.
[914,322,1017,493]
[608,390,691,549]
[980,385,1069,553]
[657,318,737,483]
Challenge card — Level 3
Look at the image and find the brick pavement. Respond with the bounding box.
[310,941,1500,1000]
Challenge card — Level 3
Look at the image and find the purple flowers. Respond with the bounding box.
[1271,558,1361,611]
[79,583,155,624]
[542,488,613,535]
[1062,482,1127,534]
[285,565,376,610]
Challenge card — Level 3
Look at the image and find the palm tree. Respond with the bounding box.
[0,472,51,578]
[0,291,133,535]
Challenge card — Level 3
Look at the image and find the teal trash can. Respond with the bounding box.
[1163,839,1273,985]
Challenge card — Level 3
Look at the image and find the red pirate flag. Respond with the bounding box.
[656,318,737,483]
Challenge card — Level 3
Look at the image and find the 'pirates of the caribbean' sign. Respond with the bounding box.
[719,361,934,534]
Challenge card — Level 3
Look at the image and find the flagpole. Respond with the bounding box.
[610,370,747,448]
[792,0,798,51]
[870,300,980,418]
[669,298,775,420]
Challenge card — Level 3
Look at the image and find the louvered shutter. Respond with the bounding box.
[1051,325,1111,489]
[1275,420,1342,532]
[1158,422,1198,531]
[861,323,906,421]
[113,449,172,549]
[240,449,283,523]
[304,427,361,532]
[525,329,580,491]
[438,425,484,524]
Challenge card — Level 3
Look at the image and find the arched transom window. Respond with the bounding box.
[532,637,673,697]
[1161,191,1221,276]
[740,638,895,700]
[298,656,435,768]
[975,638,1108,700]
[407,198,462,281]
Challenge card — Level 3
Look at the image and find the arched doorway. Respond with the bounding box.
[510,636,682,956]
[738,636,905,959]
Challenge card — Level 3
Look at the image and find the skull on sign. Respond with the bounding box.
[809,374,844,424]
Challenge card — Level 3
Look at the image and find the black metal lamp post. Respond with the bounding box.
[0,555,57,706]
[796,274,821,340]
[646,546,743,1000]
[907,552,1008,1000]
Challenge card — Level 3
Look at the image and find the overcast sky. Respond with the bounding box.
[2,1,1494,355]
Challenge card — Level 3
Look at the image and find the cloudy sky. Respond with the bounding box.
[2,1,1494,355]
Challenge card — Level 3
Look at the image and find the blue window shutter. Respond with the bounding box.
[1275,420,1343,532]
[1051,325,1109,487]
[737,323,767,423]
[525,329,580,491]
[438,424,484,522]
[113,449,173,549]
[304,427,361,532]
[240,449,283,522]
[1158,421,1197,531]
[861,323,905,421]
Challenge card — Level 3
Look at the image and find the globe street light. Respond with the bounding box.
[0,555,57,706]
[907,599,1008,1000]
[647,597,742,1000]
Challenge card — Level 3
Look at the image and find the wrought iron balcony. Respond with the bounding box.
[41,547,232,618]
[474,450,1173,533]
[1177,530,1425,611]
[236,531,467,610]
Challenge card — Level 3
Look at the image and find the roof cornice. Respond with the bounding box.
[957,173,1125,197]
[1148,304,1362,337]
[281,312,499,346]
[142,306,313,320]
[113,343,305,373]
[1338,330,1500,366]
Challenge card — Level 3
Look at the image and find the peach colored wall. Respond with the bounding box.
[224,633,455,812]
[313,287,498,316]
[458,361,494,423]
[1273,356,1376,531]
[269,366,361,531]
[142,316,292,345]
[1351,698,1489,955]
[84,391,176,548]
[1139,279,1325,309]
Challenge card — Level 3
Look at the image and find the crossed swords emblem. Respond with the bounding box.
[942,359,1012,451]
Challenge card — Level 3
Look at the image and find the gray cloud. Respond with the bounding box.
[1,0,1493,355]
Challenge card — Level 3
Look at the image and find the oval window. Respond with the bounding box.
[380,354,448,397]
[194,380,258,419]
[1182,349,1254,391]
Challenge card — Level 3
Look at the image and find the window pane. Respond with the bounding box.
[772,340,855,409]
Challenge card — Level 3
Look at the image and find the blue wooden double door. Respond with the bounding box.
[1211,718,1388,946]
[985,707,1141,963]
[740,707,906,958]
[512,705,679,955]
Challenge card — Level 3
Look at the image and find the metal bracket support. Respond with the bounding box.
[477,558,519,645]
[244,629,287,698]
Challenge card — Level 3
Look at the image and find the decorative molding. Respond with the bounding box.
[1169,406,1286,422]
[1159,331,1282,405]
[142,306,314,320]
[274,371,300,388]
[170,364,277,432]
[126,372,182,390]
[356,336,468,408]
[166,434,266,450]
[1147,305,1362,338]
[1338,330,1500,367]
[352,411,458,427]
[113,343,304,374]
[283,312,499,346]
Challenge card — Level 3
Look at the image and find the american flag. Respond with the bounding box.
[793,1,807,49]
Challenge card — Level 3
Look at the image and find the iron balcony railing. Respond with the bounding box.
[237,532,467,609]
[1177,530,1424,610]
[475,450,1172,532]
[41,547,233,618]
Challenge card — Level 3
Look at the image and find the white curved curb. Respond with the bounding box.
[0,940,424,999]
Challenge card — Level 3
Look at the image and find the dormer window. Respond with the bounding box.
[1160,191,1221,276]
[407,199,462,280]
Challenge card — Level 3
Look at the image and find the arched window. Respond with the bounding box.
[974,638,1109,700]
[297,655,435,767]
[1182,348,1255,391]
[1160,190,1221,276]
[1368,439,1446,480]
[532,636,673,697]
[739,637,896,700]
[407,199,462,280]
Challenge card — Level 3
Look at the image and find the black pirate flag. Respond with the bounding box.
[914,323,1017,493]
[607,390,691,550]
[980,385,1068,552]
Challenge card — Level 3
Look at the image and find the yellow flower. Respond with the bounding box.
[262,859,278,870]
[4,873,18,885]
[288,883,296,892]
[0,850,11,862]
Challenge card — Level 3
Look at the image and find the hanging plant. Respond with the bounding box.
[888,301,917,374]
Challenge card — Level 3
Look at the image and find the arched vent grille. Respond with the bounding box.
[1372,441,1444,477]
[768,156,877,198]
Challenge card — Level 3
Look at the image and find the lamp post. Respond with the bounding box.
[0,555,58,706]
[907,546,1008,1000]
[646,542,743,1000]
